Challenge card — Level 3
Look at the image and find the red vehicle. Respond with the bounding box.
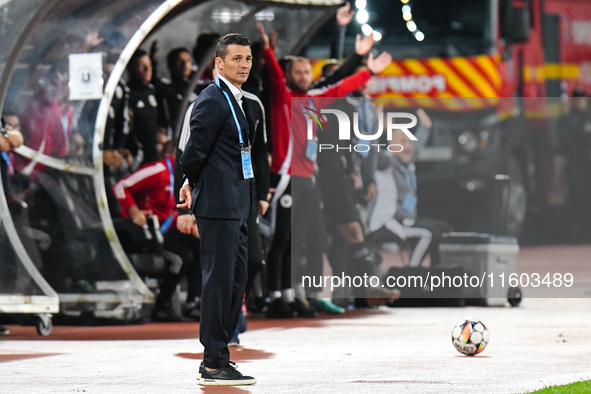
[306,0,591,239]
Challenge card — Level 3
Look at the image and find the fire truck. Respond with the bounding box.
[306,0,591,240]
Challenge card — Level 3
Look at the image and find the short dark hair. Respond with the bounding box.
[193,32,220,65]
[215,33,251,59]
[2,106,18,118]
[167,47,191,69]
[251,41,263,57]
[160,139,176,158]
[128,49,149,71]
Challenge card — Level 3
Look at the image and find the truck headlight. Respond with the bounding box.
[457,129,495,153]
[458,130,479,153]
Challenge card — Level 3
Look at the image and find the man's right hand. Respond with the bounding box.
[119,149,133,166]
[177,184,193,210]
[367,51,393,75]
[256,22,270,50]
[416,108,433,129]
[336,2,355,26]
[129,205,148,227]
[103,150,126,167]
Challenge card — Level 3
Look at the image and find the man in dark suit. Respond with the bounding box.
[177,33,256,386]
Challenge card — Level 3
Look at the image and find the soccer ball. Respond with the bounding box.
[451,318,489,356]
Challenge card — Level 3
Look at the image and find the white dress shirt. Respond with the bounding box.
[218,74,244,115]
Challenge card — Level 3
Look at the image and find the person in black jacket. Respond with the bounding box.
[126,50,166,166]
[177,34,256,386]
[157,48,199,138]
[174,79,269,334]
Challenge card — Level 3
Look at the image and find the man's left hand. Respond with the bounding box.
[349,173,362,190]
[355,33,375,56]
[177,214,195,235]
[367,52,393,75]
[364,182,377,202]
[0,136,9,152]
[259,200,269,216]
[177,184,193,210]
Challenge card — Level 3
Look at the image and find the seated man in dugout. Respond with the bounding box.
[368,109,453,268]
[112,140,201,322]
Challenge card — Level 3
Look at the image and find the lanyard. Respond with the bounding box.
[214,76,248,147]
[302,97,318,137]
[403,166,417,191]
[1,152,13,176]
[160,157,175,234]
[357,97,372,135]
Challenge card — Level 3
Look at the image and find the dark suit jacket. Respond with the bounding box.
[180,78,256,220]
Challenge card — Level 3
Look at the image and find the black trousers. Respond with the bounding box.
[267,174,292,292]
[196,217,248,369]
[247,188,265,292]
[290,176,315,286]
[302,179,326,288]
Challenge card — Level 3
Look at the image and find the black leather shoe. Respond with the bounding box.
[199,362,256,386]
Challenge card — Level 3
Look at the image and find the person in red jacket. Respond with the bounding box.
[256,22,393,317]
[113,140,200,321]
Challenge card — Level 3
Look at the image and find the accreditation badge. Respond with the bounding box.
[241,146,254,179]
[305,138,318,162]
[402,192,418,213]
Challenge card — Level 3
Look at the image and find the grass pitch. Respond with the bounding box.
[526,380,591,393]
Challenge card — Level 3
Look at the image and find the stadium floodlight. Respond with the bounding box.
[402,5,411,13]
[355,0,366,9]
[407,21,417,32]
[415,31,425,41]
[255,10,275,21]
[357,8,369,24]
[401,0,409,3]
[222,11,232,23]
[373,31,383,41]
[361,23,373,36]
[403,11,412,21]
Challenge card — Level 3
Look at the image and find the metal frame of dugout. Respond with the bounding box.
[0,0,338,325]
